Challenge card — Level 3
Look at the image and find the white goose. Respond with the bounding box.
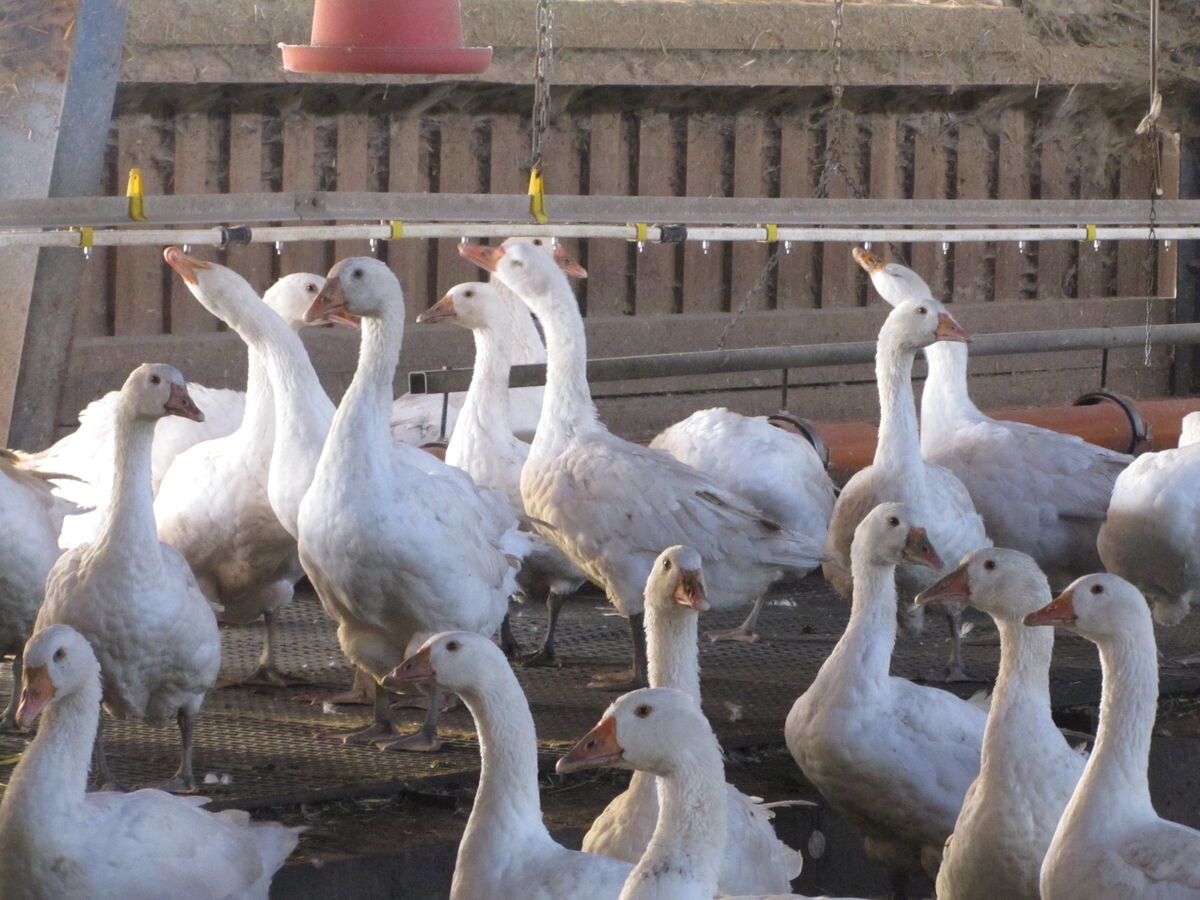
[35,364,220,792]
[650,408,835,642]
[298,257,527,750]
[854,248,1131,587]
[384,630,631,899]
[0,625,300,898]
[916,548,1085,900]
[416,281,588,667]
[560,687,867,900]
[789,502,985,893]
[463,240,824,689]
[390,237,586,446]
[0,452,77,730]
[582,546,802,894]
[823,299,989,681]
[154,272,335,687]
[1027,574,1200,899]
[1097,413,1200,626]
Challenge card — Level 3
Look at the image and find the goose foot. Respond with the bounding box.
[157,774,198,794]
[294,667,375,706]
[587,667,646,691]
[317,720,406,746]
[375,730,442,753]
[236,663,312,689]
[941,664,984,684]
[522,645,561,668]
[0,712,24,735]
[705,624,760,644]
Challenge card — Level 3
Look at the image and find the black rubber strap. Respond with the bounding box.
[1072,390,1150,455]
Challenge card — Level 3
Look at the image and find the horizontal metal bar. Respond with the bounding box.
[0,193,1198,230]
[408,322,1200,394]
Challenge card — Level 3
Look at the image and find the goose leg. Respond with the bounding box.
[240,609,310,687]
[587,612,648,691]
[0,650,22,732]
[499,613,522,659]
[523,590,565,668]
[705,595,765,644]
[942,603,978,683]
[93,715,125,792]
[318,680,407,745]
[376,684,443,753]
[158,709,198,794]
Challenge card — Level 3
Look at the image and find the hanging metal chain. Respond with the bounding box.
[530,0,554,174]
[1137,0,1163,367]
[816,0,864,202]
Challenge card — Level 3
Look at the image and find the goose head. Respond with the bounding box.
[416,282,507,330]
[16,625,100,727]
[854,502,943,570]
[644,545,709,613]
[879,299,968,353]
[459,240,570,301]
[381,630,502,694]
[916,548,1051,621]
[853,248,938,308]
[1025,573,1150,641]
[263,272,356,331]
[122,363,203,422]
[557,687,710,777]
[500,236,588,279]
[305,257,402,323]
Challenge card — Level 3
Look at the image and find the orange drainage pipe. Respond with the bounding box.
[807,397,1200,483]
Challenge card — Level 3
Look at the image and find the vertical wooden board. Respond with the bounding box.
[635,112,679,315]
[1076,147,1112,301]
[114,113,166,335]
[776,118,815,310]
[542,116,585,307]
[994,110,1030,301]
[586,112,633,316]
[911,129,948,297]
[866,114,900,302]
[489,114,527,196]
[730,116,770,313]
[435,115,481,294]
[953,123,990,303]
[819,117,862,308]
[334,112,372,261]
[73,144,113,340]
[281,113,326,278]
[387,115,431,308]
[1036,139,1071,299]
[168,111,220,334]
[227,112,274,294]
[682,115,726,313]
[1157,132,1181,297]
[1117,140,1155,298]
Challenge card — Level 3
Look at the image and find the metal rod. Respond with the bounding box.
[408,322,1200,395]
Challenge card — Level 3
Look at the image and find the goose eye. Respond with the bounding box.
[53,647,66,662]
[634,705,652,719]
[446,640,461,652]
[464,289,474,298]
[532,238,543,246]
[352,268,364,279]
[887,516,900,527]
[306,283,318,293]
[916,306,927,315]
[983,560,996,571]
[150,374,161,385]
[662,559,672,571]
[1090,584,1103,595]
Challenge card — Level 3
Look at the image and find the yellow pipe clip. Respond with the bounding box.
[126,168,148,221]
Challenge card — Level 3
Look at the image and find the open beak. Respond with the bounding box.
[416,294,457,325]
[916,561,970,606]
[553,245,588,279]
[1025,588,1077,627]
[323,311,360,330]
[852,246,885,274]
[459,243,505,273]
[557,715,624,774]
[164,382,204,422]
[305,276,348,324]
[673,569,710,612]
[163,246,211,285]
[382,646,435,689]
[934,312,970,343]
[15,665,55,728]
[902,526,943,571]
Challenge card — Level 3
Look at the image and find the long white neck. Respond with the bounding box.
[234,347,276,460]
[446,321,522,473]
[874,335,925,484]
[492,277,547,367]
[517,275,598,446]
[98,400,159,552]
[825,549,899,688]
[325,312,401,467]
[1070,623,1159,820]
[981,611,1058,773]
[622,741,728,900]
[457,673,551,856]
[920,342,984,449]
[645,601,701,701]
[1,674,100,841]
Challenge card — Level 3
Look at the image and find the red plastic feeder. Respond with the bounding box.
[281,0,492,75]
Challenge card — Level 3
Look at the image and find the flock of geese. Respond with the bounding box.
[0,236,1196,899]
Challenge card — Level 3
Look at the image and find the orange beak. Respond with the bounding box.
[382,646,435,688]
[852,246,885,274]
[459,243,505,273]
[557,715,624,774]
[916,560,971,606]
[305,276,348,324]
[16,665,55,728]
[673,569,710,612]
[934,312,970,343]
[163,246,211,285]
[553,245,588,279]
[416,294,457,325]
[164,382,204,422]
[1025,588,1077,627]
[902,526,943,570]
